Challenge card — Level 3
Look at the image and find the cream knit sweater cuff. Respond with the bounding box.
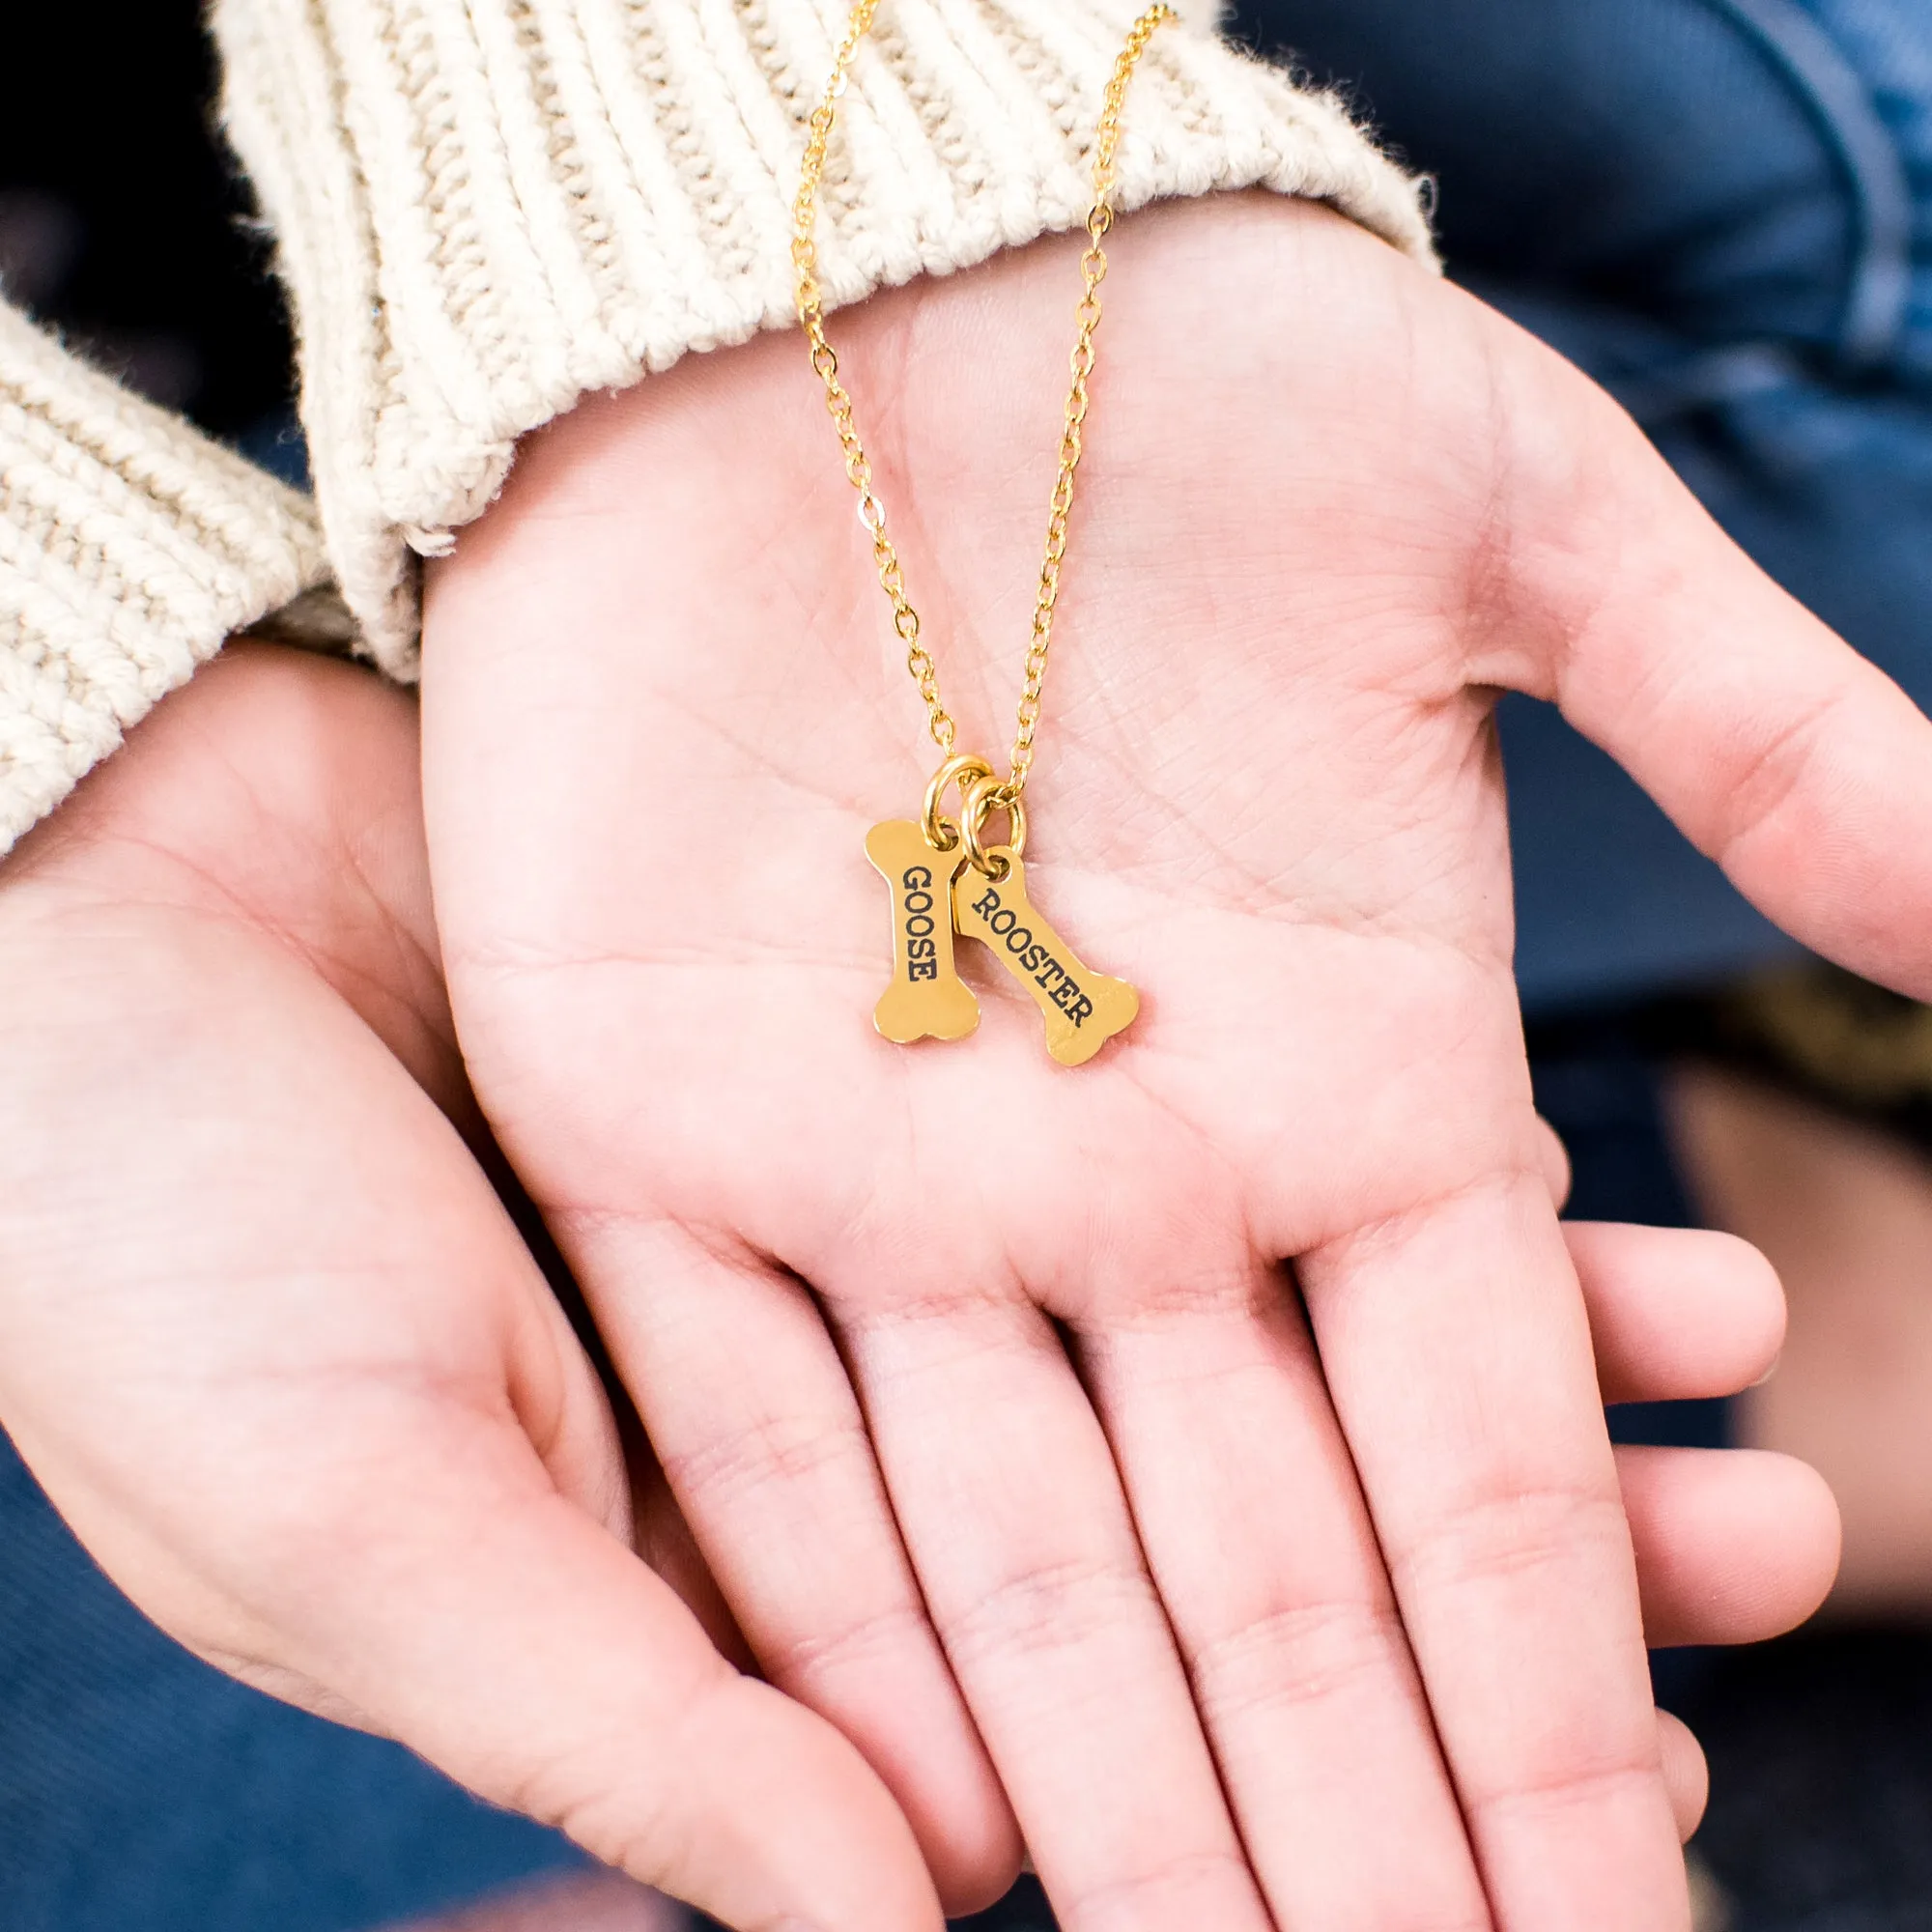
[217,0,1435,675]
[0,302,335,855]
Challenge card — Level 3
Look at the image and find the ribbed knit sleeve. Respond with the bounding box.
[0,302,337,856]
[215,0,1435,673]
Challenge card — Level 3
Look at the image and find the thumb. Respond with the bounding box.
[288,1406,944,1932]
[1480,331,1932,999]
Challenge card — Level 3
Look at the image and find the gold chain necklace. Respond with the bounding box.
[793,0,1172,1066]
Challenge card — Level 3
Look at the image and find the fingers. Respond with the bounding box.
[839,1296,1277,1932]
[1619,1444,1840,1648]
[1303,1170,1690,1928]
[291,1408,944,1932]
[626,1430,760,1674]
[1566,1223,1785,1404]
[558,1215,1022,1915]
[1570,1225,1834,1643]
[1536,1115,1573,1210]
[1073,1282,1492,1928]
[1487,359,1932,998]
[1656,1712,1709,1845]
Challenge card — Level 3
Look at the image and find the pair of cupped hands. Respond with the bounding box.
[2,194,1923,1931]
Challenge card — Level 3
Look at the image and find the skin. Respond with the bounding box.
[0,645,1835,1930]
[0,648,926,1932]
[1670,1067,1932,1611]
[420,194,1932,1929]
[400,1866,687,1932]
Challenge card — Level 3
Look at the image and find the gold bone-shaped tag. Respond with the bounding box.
[952,851,1138,1066]
[865,820,980,1044]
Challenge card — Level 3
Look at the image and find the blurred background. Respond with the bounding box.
[5,2,1932,1928]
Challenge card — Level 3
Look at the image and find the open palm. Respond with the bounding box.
[0,643,1820,1932]
[423,194,1929,1930]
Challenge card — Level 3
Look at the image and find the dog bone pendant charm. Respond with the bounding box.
[865,821,980,1044]
[952,852,1138,1066]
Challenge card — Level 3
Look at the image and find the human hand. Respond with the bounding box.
[420,194,1918,1925]
[0,642,1837,1929]
[0,646,936,1932]
[0,635,1831,1929]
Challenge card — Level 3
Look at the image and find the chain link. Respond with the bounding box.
[793,0,1175,793]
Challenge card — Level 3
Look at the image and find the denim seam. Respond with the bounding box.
[1697,0,1915,368]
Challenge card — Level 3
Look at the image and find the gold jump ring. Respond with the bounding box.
[922,753,995,852]
[961,776,1028,879]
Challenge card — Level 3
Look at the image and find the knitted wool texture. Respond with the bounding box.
[0,301,332,851]
[215,0,1436,672]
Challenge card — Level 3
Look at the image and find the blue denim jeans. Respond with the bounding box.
[10,4,1932,1927]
